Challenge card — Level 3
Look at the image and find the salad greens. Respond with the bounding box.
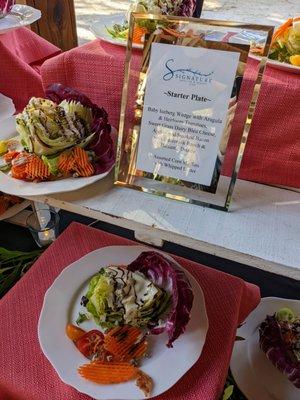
[106,22,129,40]
[81,265,171,330]
[105,0,196,43]
[41,155,60,176]
[269,18,300,65]
[16,97,96,157]
[76,312,89,325]
[259,307,300,388]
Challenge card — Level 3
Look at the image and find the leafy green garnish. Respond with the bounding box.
[223,385,234,400]
[76,312,89,325]
[220,369,247,400]
[0,163,10,172]
[276,307,295,322]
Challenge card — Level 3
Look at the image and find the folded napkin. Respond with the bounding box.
[0,222,260,400]
[0,27,61,112]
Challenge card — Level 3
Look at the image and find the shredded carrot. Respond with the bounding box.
[104,326,148,361]
[78,361,137,384]
[272,18,293,43]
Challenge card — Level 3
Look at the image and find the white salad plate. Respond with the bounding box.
[0,117,115,196]
[91,16,300,74]
[38,245,209,400]
[231,297,300,400]
[0,5,41,35]
[249,54,300,75]
[91,13,142,49]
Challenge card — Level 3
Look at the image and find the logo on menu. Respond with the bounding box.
[163,59,214,84]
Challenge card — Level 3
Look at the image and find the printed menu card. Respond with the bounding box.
[136,43,239,186]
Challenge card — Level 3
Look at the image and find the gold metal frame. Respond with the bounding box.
[115,13,274,211]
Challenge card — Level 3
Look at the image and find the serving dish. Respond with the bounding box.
[91,14,142,49]
[0,4,41,35]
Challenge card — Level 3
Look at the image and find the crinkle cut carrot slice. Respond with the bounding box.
[11,152,32,180]
[74,163,94,177]
[78,361,137,384]
[58,147,94,177]
[25,155,51,181]
[58,151,74,175]
[72,147,94,177]
[104,326,148,361]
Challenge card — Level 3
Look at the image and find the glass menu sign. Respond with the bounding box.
[115,14,273,210]
[137,43,239,188]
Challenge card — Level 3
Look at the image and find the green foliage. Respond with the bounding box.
[0,247,43,298]
[220,369,247,400]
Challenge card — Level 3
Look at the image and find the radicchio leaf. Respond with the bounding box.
[259,314,300,388]
[179,0,196,17]
[128,251,194,348]
[88,121,115,174]
[45,83,107,120]
[0,0,14,15]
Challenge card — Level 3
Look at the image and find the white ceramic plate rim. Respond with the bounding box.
[0,119,116,196]
[0,5,41,35]
[90,13,143,50]
[249,53,300,74]
[38,245,208,400]
[230,297,300,400]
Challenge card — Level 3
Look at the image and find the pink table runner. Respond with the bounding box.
[0,222,260,400]
[0,27,60,112]
[41,39,300,188]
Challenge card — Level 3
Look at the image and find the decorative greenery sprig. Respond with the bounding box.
[0,247,43,298]
[221,369,247,400]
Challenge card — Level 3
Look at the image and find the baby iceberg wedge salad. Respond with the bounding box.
[66,251,195,397]
[79,251,194,347]
[0,84,115,182]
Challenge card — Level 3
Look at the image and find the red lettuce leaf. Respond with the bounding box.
[179,0,196,17]
[259,314,300,388]
[88,120,115,174]
[128,251,194,347]
[45,83,107,120]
